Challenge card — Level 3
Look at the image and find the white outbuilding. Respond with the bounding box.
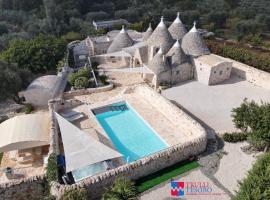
[20,75,65,106]
[193,54,233,85]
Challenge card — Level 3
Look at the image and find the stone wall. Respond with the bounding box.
[0,174,46,200]
[50,84,207,200]
[63,83,113,98]
[135,85,206,138]
[214,54,270,90]
[209,62,232,85]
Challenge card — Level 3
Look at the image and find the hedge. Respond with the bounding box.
[223,132,247,143]
[60,188,88,200]
[234,153,270,200]
[206,40,270,73]
[46,153,58,184]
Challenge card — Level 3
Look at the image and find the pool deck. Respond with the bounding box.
[72,88,189,148]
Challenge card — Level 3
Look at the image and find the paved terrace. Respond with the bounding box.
[163,75,270,133]
[72,88,189,148]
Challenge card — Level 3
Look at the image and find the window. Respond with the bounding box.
[176,70,180,75]
[219,70,223,75]
[214,71,216,73]
[200,68,202,71]
[227,67,229,70]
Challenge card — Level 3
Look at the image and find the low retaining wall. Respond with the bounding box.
[0,174,46,200]
[50,85,207,200]
[63,83,113,98]
[214,54,270,90]
[135,85,206,138]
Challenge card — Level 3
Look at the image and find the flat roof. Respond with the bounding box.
[0,113,50,152]
[195,54,229,66]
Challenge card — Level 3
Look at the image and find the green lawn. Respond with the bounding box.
[136,160,199,193]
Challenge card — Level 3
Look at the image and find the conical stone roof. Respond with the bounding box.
[143,23,153,41]
[107,26,134,53]
[147,16,174,53]
[168,12,187,40]
[148,47,170,75]
[181,22,210,57]
[167,39,188,65]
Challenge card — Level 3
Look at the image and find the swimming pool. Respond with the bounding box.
[93,102,168,163]
[72,162,107,182]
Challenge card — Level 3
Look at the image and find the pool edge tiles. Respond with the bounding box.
[92,101,168,163]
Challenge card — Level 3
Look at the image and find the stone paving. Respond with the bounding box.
[162,75,270,133]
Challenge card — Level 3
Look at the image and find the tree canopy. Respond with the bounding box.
[0,34,66,73]
[0,60,32,101]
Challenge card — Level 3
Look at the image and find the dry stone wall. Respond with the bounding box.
[0,174,46,200]
[214,54,270,90]
[63,83,113,98]
[50,85,207,200]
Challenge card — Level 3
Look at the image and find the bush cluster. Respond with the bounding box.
[60,188,88,200]
[24,103,34,114]
[231,100,270,150]
[68,68,90,89]
[206,40,270,73]
[223,132,247,143]
[234,153,270,199]
[99,75,109,85]
[0,35,66,74]
[46,153,58,184]
[102,177,137,200]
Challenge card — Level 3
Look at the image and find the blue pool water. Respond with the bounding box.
[94,102,168,163]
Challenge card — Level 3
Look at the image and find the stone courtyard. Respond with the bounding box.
[163,75,270,133]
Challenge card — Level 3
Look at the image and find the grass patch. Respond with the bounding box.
[0,153,3,165]
[136,160,199,193]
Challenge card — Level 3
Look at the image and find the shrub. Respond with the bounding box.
[61,32,83,43]
[68,68,90,86]
[102,177,137,200]
[24,103,34,114]
[231,100,270,150]
[99,75,109,85]
[206,39,270,73]
[46,153,58,184]
[223,132,247,143]
[60,188,88,200]
[234,153,270,200]
[247,132,269,151]
[74,77,89,89]
[0,35,66,74]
